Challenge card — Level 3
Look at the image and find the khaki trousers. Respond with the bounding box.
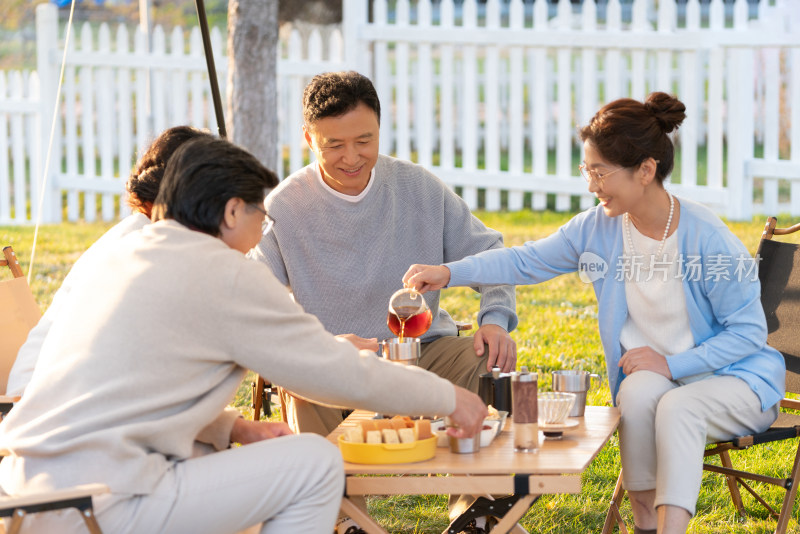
[285,335,487,436]
[616,371,778,515]
[281,336,488,524]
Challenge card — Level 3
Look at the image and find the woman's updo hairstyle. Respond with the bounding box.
[579,92,686,183]
[126,126,212,216]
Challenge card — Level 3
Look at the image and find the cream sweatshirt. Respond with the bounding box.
[6,212,239,450]
[0,221,455,495]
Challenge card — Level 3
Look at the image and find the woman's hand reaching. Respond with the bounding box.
[402,264,452,293]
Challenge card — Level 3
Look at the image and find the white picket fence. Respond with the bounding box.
[345,0,800,217]
[0,5,347,225]
[0,0,798,225]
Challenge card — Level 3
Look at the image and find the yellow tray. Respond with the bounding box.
[338,434,437,464]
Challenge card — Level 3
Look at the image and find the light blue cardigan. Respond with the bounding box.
[446,198,785,411]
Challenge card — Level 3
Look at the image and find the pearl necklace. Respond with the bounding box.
[623,191,674,271]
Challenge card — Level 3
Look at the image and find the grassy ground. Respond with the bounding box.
[2,211,799,533]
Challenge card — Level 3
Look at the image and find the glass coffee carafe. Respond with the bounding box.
[387,288,432,342]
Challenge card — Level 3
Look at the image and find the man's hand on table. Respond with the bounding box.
[230,418,293,445]
[447,386,488,438]
[473,324,516,373]
[336,333,379,352]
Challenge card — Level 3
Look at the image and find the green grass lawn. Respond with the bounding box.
[2,211,799,533]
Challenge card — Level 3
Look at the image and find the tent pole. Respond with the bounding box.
[194,0,227,138]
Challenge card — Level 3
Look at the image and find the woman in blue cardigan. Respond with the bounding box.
[403,92,784,534]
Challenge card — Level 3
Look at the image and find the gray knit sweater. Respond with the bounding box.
[251,155,517,341]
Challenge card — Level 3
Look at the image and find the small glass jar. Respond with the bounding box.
[512,366,539,452]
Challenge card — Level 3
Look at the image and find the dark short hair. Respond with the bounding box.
[579,92,686,184]
[303,71,381,125]
[126,126,213,213]
[152,137,279,236]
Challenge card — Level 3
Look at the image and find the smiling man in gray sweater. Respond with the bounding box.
[251,71,519,437]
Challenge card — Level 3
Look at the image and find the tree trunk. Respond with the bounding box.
[226,0,278,172]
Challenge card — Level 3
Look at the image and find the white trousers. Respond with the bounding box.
[8,433,344,534]
[616,371,778,516]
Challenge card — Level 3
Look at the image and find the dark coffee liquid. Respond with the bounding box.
[387,306,433,341]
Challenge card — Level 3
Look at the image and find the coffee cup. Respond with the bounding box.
[444,416,481,453]
[379,337,421,366]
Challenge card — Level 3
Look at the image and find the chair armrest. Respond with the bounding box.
[0,396,19,421]
[780,398,800,411]
[455,321,473,333]
[0,483,110,512]
[733,426,800,448]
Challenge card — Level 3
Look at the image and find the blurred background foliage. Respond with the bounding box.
[0,0,342,70]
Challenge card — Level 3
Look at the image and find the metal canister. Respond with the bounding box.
[552,370,597,417]
[379,337,421,366]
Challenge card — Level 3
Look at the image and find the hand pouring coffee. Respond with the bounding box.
[380,288,432,367]
[387,287,432,342]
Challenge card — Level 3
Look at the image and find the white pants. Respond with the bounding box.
[616,371,778,515]
[7,433,344,534]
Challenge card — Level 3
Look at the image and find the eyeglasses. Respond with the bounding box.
[579,164,626,187]
[249,203,276,236]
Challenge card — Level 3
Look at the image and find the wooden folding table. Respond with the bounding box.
[327,406,620,534]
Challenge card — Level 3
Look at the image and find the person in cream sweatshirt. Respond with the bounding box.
[0,136,486,534]
[4,125,250,454]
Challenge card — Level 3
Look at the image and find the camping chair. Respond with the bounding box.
[602,216,800,534]
[251,321,475,421]
[0,246,40,417]
[251,376,285,422]
[0,245,109,534]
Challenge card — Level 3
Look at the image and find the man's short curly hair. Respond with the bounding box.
[303,71,381,125]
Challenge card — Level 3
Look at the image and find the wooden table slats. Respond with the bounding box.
[328,406,619,476]
[345,474,581,496]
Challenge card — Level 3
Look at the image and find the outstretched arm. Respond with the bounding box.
[335,333,379,352]
[404,265,517,372]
